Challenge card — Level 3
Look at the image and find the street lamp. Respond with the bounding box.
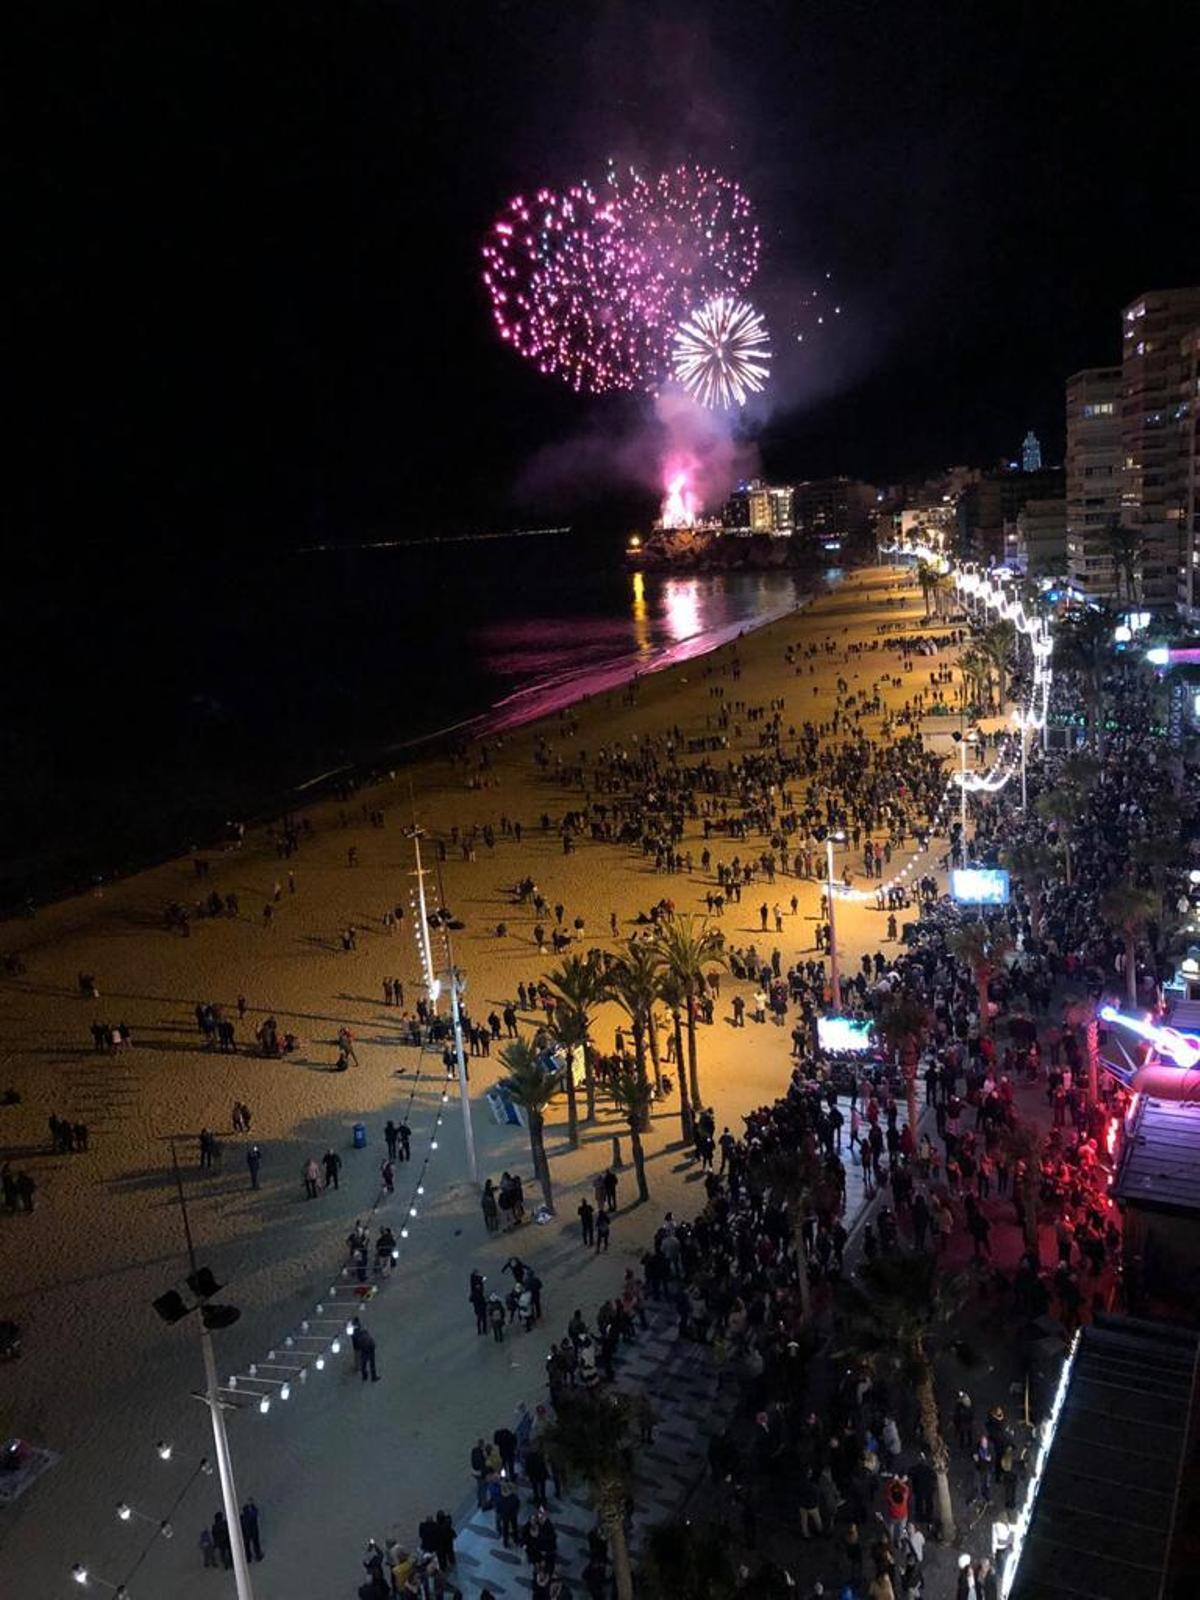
[153,1140,256,1600]
[952,730,979,848]
[825,829,846,1012]
[1012,710,1028,811]
[71,1568,128,1597]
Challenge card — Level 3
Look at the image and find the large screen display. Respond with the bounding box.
[951,867,1010,905]
[817,1015,875,1053]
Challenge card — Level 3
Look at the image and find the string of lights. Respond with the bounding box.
[218,1040,451,1414]
[835,561,1052,904]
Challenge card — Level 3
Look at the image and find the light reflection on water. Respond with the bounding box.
[472,566,809,713]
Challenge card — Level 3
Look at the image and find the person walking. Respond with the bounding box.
[246,1145,262,1190]
[302,1157,321,1200]
[240,1501,263,1562]
[602,1167,618,1210]
[351,1317,379,1381]
[323,1148,342,1191]
[577,1196,595,1247]
[385,1120,399,1161]
[212,1511,233,1570]
[595,1210,611,1253]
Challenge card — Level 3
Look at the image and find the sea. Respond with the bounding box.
[2,531,826,911]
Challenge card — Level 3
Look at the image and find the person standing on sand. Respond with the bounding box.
[303,1157,321,1199]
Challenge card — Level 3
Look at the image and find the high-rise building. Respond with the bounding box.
[747,484,794,534]
[791,477,876,549]
[721,486,751,531]
[1180,326,1200,614]
[1014,497,1067,576]
[956,467,1064,564]
[1121,286,1200,609]
[1022,430,1043,472]
[1065,366,1123,599]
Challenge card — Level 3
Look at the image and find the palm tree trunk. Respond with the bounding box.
[914,1360,956,1543]
[904,1060,919,1141]
[1084,1014,1099,1104]
[685,1002,702,1113]
[647,1012,663,1094]
[530,1115,554,1213]
[564,1055,580,1149]
[672,1008,693,1144]
[629,1121,649,1202]
[975,970,991,1036]
[605,1507,635,1600]
[1124,929,1138,1008]
[792,1213,813,1325]
[631,1021,651,1131]
[582,1034,596,1122]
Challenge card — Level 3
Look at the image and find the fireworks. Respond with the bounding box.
[481,164,764,397]
[670,296,772,409]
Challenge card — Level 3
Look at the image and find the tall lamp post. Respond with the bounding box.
[1013,710,1029,812]
[154,1140,256,1600]
[952,729,979,850]
[825,829,846,1012]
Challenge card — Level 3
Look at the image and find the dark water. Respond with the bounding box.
[2,535,817,908]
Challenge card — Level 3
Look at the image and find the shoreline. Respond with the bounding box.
[2,568,835,925]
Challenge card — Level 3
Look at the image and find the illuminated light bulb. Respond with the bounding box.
[391,1249,399,1260]
[409,1207,418,1217]
[161,1521,174,1539]
[441,1093,449,1104]
[298,1368,308,1384]
[400,1227,409,1239]
[315,1355,325,1371]
[72,1565,88,1584]
[248,1363,258,1377]
[117,1502,132,1520]
[258,1397,270,1415]
[280,1383,291,1401]
[228,1376,237,1389]
[417,1185,425,1195]
[201,1458,214,1475]
[156,1441,173,1461]
[267,1349,275,1361]
[345,1320,355,1335]
[331,1338,341,1355]
[284,1336,294,1348]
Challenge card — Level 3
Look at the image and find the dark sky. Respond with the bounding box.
[12,0,1199,553]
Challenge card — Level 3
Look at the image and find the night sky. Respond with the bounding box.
[12,0,1199,556]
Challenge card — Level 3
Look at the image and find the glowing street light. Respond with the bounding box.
[824,830,846,1011]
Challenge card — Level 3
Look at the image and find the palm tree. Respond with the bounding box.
[546,951,608,1131]
[1064,996,1101,1103]
[1102,882,1160,1007]
[1001,840,1055,936]
[657,968,695,1143]
[931,570,956,619]
[608,1065,653,1202]
[1035,789,1079,886]
[835,1251,968,1542]
[1053,606,1115,754]
[978,619,1017,706]
[497,1038,562,1213]
[916,558,937,618]
[958,647,992,714]
[763,1137,825,1325]
[875,989,932,1133]
[606,942,662,1114]
[652,915,727,1117]
[544,1392,638,1600]
[1104,515,1144,604]
[1000,1114,1044,1257]
[947,920,1013,1036]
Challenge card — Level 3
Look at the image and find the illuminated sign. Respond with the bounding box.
[817,1015,875,1053]
[1098,1005,1200,1069]
[951,868,1011,905]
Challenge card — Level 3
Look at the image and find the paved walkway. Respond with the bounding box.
[451,1302,738,1595]
[448,1089,914,1595]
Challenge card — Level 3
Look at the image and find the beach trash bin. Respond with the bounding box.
[352,1122,366,1150]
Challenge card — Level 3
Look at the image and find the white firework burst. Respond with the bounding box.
[671,295,771,408]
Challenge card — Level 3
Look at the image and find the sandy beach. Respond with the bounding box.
[0,564,963,1598]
